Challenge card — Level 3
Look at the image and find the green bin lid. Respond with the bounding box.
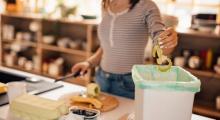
[132,65,201,93]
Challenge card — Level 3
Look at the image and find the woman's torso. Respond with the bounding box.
[98,0,160,74]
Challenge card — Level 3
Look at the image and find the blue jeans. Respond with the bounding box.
[95,68,135,99]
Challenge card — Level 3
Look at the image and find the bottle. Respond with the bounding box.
[16,0,24,13]
[6,0,17,13]
[215,13,220,35]
[206,49,213,70]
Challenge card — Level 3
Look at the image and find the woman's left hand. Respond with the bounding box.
[158,27,178,54]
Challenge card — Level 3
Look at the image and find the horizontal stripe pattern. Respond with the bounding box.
[98,0,165,74]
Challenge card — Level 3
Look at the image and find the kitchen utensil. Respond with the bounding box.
[55,71,81,82]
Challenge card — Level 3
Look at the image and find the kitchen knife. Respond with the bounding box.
[55,71,81,82]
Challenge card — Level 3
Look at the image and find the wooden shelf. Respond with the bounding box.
[44,17,100,26]
[185,68,220,79]
[1,12,100,25]
[42,44,87,57]
[3,64,41,75]
[177,28,220,39]
[2,39,37,47]
[1,13,97,85]
[193,101,220,119]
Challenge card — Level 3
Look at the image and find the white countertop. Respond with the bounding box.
[0,67,215,120]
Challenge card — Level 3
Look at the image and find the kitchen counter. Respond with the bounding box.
[0,67,215,120]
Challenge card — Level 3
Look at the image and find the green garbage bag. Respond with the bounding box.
[132,65,201,93]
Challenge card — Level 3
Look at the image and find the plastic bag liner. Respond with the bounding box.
[132,65,201,93]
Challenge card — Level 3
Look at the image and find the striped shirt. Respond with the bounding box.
[98,0,165,74]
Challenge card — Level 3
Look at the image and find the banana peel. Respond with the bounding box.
[158,57,172,72]
[152,45,172,72]
[71,96,103,109]
[87,83,100,98]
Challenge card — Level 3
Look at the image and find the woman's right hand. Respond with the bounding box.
[71,61,91,75]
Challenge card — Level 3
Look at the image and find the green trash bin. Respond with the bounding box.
[132,65,201,120]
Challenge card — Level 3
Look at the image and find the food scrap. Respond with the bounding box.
[152,41,172,72]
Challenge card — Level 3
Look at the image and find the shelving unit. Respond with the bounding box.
[176,28,220,119]
[2,63,41,75]
[2,39,37,47]
[177,28,220,39]
[42,44,87,57]
[0,13,99,85]
[185,68,220,80]
[193,101,220,119]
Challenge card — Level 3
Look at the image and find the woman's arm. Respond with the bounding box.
[72,47,103,75]
[158,28,178,55]
[87,47,103,67]
[144,1,178,55]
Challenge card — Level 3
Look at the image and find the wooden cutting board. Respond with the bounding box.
[70,93,119,112]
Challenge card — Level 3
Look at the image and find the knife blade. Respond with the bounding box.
[55,71,81,82]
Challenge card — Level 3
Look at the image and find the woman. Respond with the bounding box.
[72,0,178,99]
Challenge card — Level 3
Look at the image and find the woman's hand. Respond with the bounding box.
[158,27,178,55]
[71,48,103,75]
[71,61,91,75]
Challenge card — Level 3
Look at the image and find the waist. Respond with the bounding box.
[100,51,145,73]
[98,67,131,76]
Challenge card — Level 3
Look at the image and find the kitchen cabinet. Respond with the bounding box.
[174,29,220,119]
[0,12,100,86]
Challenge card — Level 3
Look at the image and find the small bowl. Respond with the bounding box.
[69,41,81,49]
[66,106,100,120]
[43,35,55,44]
[57,38,71,48]
[214,65,220,74]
